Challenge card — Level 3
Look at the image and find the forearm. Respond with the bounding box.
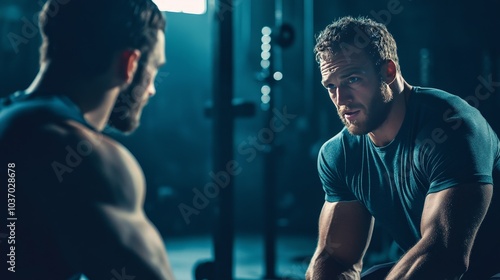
[306,250,362,280]
[386,243,466,280]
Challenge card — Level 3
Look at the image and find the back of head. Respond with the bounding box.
[39,0,165,77]
[314,16,400,73]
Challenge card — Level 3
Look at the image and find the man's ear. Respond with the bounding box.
[380,60,397,85]
[119,49,141,83]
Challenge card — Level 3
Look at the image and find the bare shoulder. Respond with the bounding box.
[34,120,146,208]
[29,121,174,279]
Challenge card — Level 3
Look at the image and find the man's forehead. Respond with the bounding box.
[151,30,166,66]
[320,53,371,78]
[320,60,337,76]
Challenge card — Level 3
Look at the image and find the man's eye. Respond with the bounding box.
[326,84,336,90]
[347,77,360,84]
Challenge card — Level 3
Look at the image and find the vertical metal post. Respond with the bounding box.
[263,80,277,279]
[213,1,234,279]
[304,0,314,119]
[263,0,282,278]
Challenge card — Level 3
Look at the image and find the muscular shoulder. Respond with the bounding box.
[410,87,498,150]
[319,128,362,163]
[318,128,361,180]
[34,121,145,209]
[411,87,486,129]
[409,88,500,191]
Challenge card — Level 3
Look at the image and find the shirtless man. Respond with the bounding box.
[0,0,175,279]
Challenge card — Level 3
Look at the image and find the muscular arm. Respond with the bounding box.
[39,124,175,279]
[386,184,493,280]
[306,201,374,280]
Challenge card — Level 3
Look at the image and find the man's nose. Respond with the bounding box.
[334,86,353,106]
[148,83,156,97]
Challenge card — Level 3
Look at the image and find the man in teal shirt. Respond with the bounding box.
[306,16,500,280]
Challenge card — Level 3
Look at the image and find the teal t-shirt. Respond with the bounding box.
[318,86,500,251]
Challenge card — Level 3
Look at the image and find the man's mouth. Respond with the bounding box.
[343,110,360,121]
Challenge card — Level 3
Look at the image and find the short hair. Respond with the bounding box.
[39,0,166,77]
[314,16,400,72]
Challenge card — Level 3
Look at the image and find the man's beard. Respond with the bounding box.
[339,81,393,135]
[108,63,149,134]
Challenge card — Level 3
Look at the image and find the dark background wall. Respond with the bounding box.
[1,0,499,243]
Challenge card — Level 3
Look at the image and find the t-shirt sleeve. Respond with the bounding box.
[414,108,497,194]
[317,136,357,202]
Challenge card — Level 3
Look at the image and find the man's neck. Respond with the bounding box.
[368,78,412,147]
[26,63,119,131]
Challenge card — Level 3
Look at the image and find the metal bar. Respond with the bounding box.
[263,0,282,278]
[213,0,235,279]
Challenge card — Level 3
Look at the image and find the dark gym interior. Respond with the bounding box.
[1,0,499,279]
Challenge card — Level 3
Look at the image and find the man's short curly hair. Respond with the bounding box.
[314,16,400,73]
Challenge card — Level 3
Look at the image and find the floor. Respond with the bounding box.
[164,234,316,280]
[165,233,500,280]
